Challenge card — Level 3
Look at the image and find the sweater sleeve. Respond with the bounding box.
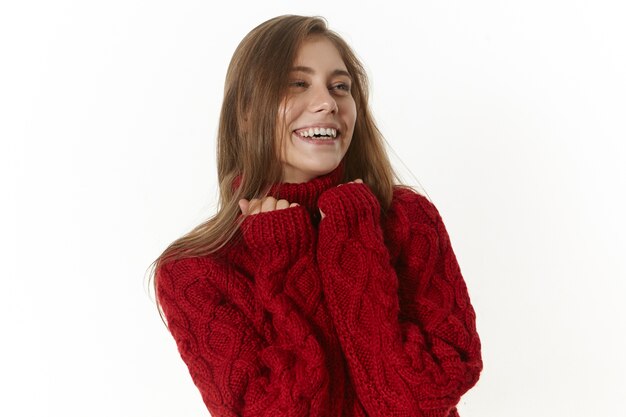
[156,206,330,417]
[316,184,483,417]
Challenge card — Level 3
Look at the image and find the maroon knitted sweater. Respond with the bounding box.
[156,161,482,416]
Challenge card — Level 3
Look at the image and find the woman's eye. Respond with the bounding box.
[332,83,351,92]
[289,81,307,88]
[289,80,351,93]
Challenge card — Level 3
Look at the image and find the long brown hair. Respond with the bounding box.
[145,14,425,324]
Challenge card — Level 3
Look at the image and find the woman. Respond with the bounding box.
[149,14,482,417]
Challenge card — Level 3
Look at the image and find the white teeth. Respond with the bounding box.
[296,127,338,139]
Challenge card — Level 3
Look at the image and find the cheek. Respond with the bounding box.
[279,96,304,119]
[277,96,294,121]
[345,100,357,129]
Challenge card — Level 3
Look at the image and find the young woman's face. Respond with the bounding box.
[276,36,357,183]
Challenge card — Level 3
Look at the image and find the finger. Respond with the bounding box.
[355,178,363,183]
[238,199,249,214]
[319,209,325,220]
[249,198,261,214]
[260,196,277,213]
[289,203,300,208]
[276,199,290,210]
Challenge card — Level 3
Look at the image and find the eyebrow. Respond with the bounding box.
[290,65,352,80]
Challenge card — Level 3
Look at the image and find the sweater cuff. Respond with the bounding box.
[240,205,314,258]
[317,183,382,235]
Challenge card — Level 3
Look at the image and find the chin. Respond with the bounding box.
[306,160,340,174]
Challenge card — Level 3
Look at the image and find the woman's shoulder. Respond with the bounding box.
[156,255,229,289]
[389,184,441,227]
[379,186,443,261]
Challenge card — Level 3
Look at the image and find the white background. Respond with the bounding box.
[2,1,625,416]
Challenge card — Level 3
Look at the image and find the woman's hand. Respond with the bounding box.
[239,196,300,215]
[319,178,363,220]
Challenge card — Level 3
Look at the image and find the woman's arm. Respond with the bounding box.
[157,206,330,417]
[316,184,483,417]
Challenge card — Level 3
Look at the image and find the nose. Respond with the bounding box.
[309,85,338,114]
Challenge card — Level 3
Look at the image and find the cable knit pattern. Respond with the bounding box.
[157,161,482,416]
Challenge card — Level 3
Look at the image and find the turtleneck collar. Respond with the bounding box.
[232,159,345,218]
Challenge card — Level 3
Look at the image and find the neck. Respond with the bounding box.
[232,160,345,220]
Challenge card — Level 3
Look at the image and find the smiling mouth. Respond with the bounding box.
[293,129,341,140]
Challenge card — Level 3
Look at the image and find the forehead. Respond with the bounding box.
[292,37,348,71]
